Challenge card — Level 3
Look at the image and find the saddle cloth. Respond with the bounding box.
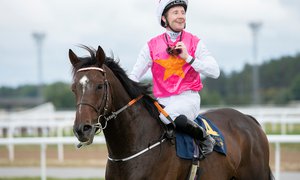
[175,114,227,159]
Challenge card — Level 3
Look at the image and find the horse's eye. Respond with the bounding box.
[97,84,103,90]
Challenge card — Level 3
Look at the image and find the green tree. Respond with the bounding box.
[290,75,300,100]
[43,82,75,109]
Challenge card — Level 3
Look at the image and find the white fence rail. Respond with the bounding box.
[1,104,300,179]
[0,135,299,180]
[0,136,104,180]
[1,105,300,138]
[268,135,300,180]
[203,106,300,133]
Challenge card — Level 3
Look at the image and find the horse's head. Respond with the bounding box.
[69,45,110,147]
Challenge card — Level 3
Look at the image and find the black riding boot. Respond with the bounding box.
[174,115,215,155]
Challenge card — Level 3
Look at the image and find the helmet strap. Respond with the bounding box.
[164,18,168,28]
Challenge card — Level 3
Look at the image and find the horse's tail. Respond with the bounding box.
[248,115,274,180]
[268,166,274,180]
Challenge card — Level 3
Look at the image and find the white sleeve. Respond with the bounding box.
[128,44,152,82]
[185,41,220,79]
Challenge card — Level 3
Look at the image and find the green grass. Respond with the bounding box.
[264,123,300,134]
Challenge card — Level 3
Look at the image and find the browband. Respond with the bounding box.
[77,67,104,72]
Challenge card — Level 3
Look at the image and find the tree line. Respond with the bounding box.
[202,53,300,105]
[0,53,299,110]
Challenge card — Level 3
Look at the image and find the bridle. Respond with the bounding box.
[75,66,167,162]
[76,67,110,131]
[76,67,145,131]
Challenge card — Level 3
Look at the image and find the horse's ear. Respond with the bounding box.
[69,49,80,67]
[96,46,105,66]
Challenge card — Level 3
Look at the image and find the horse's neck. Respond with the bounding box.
[103,75,162,159]
[104,97,162,159]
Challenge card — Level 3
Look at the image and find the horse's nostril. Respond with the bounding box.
[74,124,93,137]
[83,124,92,132]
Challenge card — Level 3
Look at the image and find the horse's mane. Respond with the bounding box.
[71,46,160,120]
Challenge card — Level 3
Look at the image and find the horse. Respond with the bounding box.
[69,45,273,180]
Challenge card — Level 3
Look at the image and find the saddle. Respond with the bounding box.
[173,115,227,180]
[175,115,226,159]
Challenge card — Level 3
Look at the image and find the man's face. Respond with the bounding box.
[163,6,186,31]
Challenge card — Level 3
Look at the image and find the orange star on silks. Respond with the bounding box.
[154,56,186,81]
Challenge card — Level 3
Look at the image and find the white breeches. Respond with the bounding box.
[158,90,201,124]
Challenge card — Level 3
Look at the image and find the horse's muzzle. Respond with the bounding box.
[73,123,95,145]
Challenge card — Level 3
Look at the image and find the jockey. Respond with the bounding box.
[129,0,220,155]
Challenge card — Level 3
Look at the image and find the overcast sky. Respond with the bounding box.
[0,0,299,87]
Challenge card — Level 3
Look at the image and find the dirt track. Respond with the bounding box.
[0,143,300,171]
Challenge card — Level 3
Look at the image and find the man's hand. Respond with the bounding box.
[175,41,189,60]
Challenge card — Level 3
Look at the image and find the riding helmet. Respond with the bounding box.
[157,0,188,27]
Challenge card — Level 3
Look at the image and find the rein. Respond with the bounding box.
[105,95,167,162]
[76,67,144,132]
[75,67,167,161]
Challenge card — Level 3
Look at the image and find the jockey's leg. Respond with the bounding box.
[174,115,215,155]
[158,91,214,154]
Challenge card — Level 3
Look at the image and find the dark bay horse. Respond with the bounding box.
[69,45,273,180]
